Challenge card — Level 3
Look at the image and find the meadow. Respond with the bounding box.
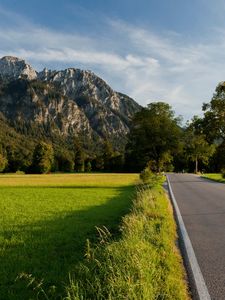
[0,173,138,299]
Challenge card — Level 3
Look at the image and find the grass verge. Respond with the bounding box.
[65,179,190,300]
[202,173,225,183]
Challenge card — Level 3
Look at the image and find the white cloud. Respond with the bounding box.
[0,7,225,121]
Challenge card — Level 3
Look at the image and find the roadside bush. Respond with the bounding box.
[140,167,164,186]
[140,167,153,183]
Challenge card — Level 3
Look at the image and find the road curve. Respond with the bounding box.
[167,173,225,300]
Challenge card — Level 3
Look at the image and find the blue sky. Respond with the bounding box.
[1,0,225,120]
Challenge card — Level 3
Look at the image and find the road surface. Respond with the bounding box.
[167,173,225,300]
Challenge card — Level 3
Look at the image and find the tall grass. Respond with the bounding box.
[65,181,189,300]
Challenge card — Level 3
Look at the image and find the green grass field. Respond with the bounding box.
[0,173,138,299]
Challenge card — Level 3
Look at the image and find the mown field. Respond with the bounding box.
[0,173,138,299]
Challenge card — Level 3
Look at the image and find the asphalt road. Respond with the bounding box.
[167,173,225,300]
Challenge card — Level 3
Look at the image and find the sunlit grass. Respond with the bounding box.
[0,173,137,300]
[66,184,190,300]
[0,173,189,299]
[0,173,139,187]
[202,173,225,182]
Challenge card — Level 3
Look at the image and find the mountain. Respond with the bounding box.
[0,56,141,151]
[0,56,37,80]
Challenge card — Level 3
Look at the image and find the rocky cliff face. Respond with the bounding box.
[0,56,141,148]
[0,79,92,137]
[0,56,37,80]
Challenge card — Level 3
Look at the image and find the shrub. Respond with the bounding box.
[140,167,164,186]
[15,170,25,175]
[140,167,153,183]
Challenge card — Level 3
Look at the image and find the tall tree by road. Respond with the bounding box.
[125,102,182,172]
[198,82,225,171]
[202,82,225,142]
[184,130,215,173]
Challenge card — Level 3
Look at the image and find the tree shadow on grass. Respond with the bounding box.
[0,186,134,300]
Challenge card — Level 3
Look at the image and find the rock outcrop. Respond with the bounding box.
[0,56,37,80]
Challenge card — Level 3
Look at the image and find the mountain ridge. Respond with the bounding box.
[0,56,141,151]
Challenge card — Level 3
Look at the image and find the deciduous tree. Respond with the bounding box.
[125,102,182,172]
[184,132,215,173]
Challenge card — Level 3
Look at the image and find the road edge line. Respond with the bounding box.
[166,175,211,300]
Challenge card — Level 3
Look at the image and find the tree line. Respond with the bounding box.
[0,138,125,174]
[1,82,225,174]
